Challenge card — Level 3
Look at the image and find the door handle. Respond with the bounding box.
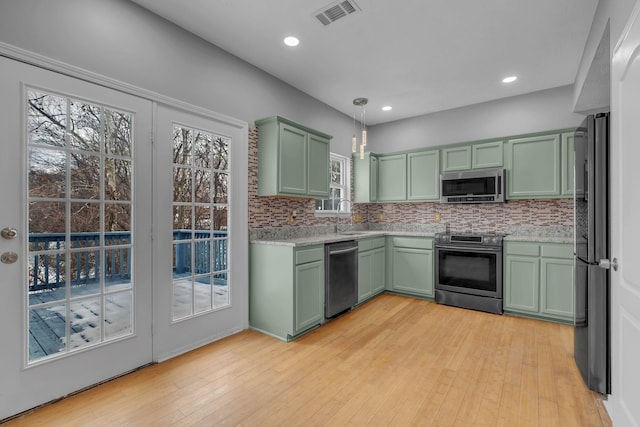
[598,258,618,271]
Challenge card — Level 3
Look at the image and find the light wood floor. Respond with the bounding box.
[6,294,611,426]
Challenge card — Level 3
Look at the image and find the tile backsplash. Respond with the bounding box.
[248,126,574,232]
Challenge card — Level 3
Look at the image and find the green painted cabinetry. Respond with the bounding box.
[387,237,434,298]
[506,134,561,198]
[408,150,440,201]
[441,145,471,171]
[472,140,504,169]
[441,140,503,172]
[561,132,575,196]
[377,154,407,202]
[353,152,378,203]
[504,241,573,323]
[250,243,324,341]
[255,116,331,199]
[357,237,386,303]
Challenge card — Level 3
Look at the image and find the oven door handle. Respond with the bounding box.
[435,245,502,253]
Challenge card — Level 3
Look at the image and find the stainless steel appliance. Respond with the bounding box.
[574,112,611,395]
[440,169,505,203]
[325,240,358,318]
[434,232,504,314]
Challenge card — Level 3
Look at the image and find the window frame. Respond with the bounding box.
[315,152,351,217]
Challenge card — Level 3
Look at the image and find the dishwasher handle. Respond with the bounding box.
[328,246,358,255]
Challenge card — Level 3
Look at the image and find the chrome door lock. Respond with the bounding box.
[1,252,18,264]
[1,227,17,240]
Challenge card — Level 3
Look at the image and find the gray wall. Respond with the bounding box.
[367,85,584,153]
[0,0,356,156]
[0,0,590,158]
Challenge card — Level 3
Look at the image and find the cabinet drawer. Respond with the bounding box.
[391,237,433,250]
[295,246,323,265]
[505,242,540,256]
[359,237,385,252]
[541,243,573,259]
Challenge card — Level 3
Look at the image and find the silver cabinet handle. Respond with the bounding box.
[598,258,618,271]
[1,252,18,264]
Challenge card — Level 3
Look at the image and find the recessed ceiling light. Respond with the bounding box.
[382,106,392,111]
[502,76,518,83]
[284,36,300,47]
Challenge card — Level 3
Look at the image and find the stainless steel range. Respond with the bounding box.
[434,232,504,314]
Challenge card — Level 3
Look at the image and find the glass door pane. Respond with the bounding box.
[172,125,230,320]
[27,89,134,363]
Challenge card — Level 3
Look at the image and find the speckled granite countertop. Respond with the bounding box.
[502,225,574,244]
[249,224,574,247]
[250,224,444,247]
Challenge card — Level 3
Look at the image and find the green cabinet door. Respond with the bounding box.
[371,248,386,294]
[504,255,540,313]
[408,150,440,200]
[391,247,433,297]
[441,145,472,171]
[506,134,561,198]
[472,140,503,169]
[358,250,373,303]
[377,154,407,201]
[561,132,575,197]
[353,152,378,203]
[294,259,324,334]
[278,123,307,195]
[540,258,573,321]
[307,132,330,197]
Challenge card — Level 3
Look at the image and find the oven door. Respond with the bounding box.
[435,245,502,298]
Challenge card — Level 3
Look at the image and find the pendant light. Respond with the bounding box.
[352,97,368,159]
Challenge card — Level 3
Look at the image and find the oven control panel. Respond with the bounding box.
[434,232,504,247]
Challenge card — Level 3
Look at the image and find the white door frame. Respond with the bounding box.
[607,1,640,425]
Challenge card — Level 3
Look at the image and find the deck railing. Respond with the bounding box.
[29,230,228,292]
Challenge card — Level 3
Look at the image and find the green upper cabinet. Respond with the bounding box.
[408,150,440,201]
[471,140,504,169]
[353,152,378,203]
[307,132,331,197]
[506,133,561,199]
[441,140,503,172]
[561,132,575,197]
[441,145,471,171]
[377,154,407,202]
[255,116,331,199]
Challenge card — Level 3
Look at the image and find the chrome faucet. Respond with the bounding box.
[336,198,353,226]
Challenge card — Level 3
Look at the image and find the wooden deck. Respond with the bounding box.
[28,279,229,360]
[8,294,611,426]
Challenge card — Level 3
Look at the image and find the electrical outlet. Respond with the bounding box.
[378,213,385,221]
[434,212,441,222]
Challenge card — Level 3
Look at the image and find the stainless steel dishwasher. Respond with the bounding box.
[324,240,358,318]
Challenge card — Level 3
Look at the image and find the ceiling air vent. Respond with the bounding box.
[314,0,361,26]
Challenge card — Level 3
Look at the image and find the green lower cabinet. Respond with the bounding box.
[250,244,324,341]
[388,237,434,298]
[540,258,574,319]
[504,241,573,323]
[357,237,386,303]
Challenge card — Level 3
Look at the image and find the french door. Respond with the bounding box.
[153,105,248,361]
[0,56,153,419]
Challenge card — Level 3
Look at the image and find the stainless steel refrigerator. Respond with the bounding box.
[573,112,611,395]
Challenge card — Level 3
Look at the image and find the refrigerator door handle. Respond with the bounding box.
[598,258,618,271]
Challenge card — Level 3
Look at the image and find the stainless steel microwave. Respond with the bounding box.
[440,169,505,203]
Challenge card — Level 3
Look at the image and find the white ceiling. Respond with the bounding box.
[130,0,599,125]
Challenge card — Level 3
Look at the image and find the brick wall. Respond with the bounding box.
[247,126,574,231]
